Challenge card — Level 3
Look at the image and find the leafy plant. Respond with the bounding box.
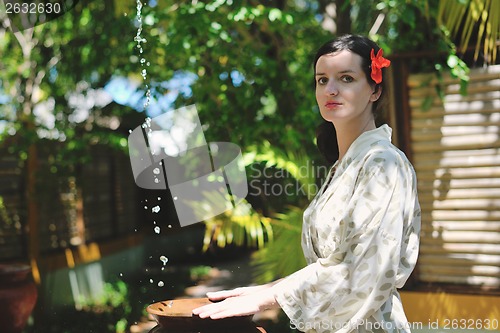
[438,0,499,64]
[0,196,11,225]
[202,199,274,252]
[251,205,307,284]
[78,280,132,333]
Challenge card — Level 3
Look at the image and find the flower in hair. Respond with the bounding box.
[370,48,391,84]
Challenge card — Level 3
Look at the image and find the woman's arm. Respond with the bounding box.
[192,279,283,318]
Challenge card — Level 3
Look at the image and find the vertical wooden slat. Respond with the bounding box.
[410,65,500,287]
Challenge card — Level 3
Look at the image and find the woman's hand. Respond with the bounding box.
[192,281,282,319]
[205,283,274,301]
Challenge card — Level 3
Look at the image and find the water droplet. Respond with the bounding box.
[144,206,148,209]
[160,255,168,265]
[153,168,160,175]
[149,279,153,283]
[154,178,160,183]
[154,226,160,234]
[158,281,164,287]
[128,129,132,133]
[120,273,123,277]
[168,225,172,228]
[152,205,160,213]
[173,196,178,200]
[157,197,161,200]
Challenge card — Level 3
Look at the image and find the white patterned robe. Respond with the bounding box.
[272,125,421,333]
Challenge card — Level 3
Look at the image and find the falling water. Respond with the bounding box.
[134,0,168,289]
[134,0,151,111]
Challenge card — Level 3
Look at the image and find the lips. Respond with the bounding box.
[325,101,342,108]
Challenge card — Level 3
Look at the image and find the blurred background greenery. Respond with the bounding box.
[0,0,498,332]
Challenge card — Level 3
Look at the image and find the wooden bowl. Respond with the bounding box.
[146,298,255,331]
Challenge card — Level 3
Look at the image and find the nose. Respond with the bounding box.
[325,81,338,96]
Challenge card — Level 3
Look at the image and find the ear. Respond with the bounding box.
[370,85,382,102]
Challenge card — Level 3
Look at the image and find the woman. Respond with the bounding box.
[193,34,421,333]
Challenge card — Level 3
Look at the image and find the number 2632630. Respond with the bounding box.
[4,2,62,14]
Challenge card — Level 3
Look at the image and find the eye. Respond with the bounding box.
[340,75,354,83]
[317,77,328,85]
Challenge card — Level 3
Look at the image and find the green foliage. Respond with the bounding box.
[0,196,11,225]
[0,0,137,167]
[140,0,328,152]
[31,280,133,333]
[366,0,441,50]
[438,0,499,64]
[1,0,495,289]
[79,280,130,312]
[251,205,307,284]
[202,200,274,252]
[189,265,213,280]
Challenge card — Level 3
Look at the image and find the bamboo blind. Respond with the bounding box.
[409,65,500,287]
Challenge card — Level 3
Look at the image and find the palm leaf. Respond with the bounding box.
[438,0,499,63]
[202,143,319,284]
[202,200,273,252]
[251,205,307,284]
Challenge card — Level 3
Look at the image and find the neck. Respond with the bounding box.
[334,115,376,161]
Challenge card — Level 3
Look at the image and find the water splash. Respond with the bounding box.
[134,0,151,111]
[134,0,172,290]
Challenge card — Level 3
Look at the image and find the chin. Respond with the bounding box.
[320,110,348,123]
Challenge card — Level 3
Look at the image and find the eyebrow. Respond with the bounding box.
[315,69,356,76]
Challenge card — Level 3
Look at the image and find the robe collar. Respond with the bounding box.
[336,124,392,172]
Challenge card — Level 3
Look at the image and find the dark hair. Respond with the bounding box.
[314,34,389,164]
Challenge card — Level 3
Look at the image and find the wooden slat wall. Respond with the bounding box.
[409,65,500,287]
[82,146,114,241]
[0,150,25,260]
[112,151,139,234]
[0,143,140,262]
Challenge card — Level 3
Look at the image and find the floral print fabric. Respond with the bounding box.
[273,125,421,333]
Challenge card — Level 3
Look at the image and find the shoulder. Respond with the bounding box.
[361,142,415,178]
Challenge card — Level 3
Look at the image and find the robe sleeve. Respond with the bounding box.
[272,149,420,333]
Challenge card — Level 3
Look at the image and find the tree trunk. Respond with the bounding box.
[335,0,352,35]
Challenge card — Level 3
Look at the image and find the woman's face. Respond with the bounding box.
[315,50,380,124]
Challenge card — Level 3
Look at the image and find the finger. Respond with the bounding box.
[194,304,224,319]
[192,303,216,316]
[209,307,257,319]
[206,288,241,300]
